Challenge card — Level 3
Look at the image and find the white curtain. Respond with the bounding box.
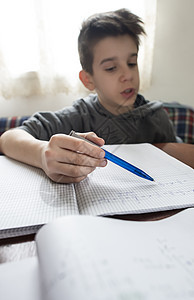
[0,0,157,99]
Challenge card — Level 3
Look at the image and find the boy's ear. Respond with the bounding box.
[79,70,95,91]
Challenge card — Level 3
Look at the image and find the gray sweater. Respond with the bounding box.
[20,94,177,144]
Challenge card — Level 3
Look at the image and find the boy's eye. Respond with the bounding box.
[128,63,137,68]
[105,66,117,72]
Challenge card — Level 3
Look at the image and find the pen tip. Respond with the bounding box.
[149,177,155,182]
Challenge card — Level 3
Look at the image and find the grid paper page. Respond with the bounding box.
[75,144,194,215]
[0,157,79,235]
[36,209,194,300]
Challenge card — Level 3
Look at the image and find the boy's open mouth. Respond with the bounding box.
[121,88,135,98]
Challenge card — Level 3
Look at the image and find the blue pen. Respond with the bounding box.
[69,131,154,182]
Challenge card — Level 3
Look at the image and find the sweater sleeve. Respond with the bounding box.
[19,106,85,141]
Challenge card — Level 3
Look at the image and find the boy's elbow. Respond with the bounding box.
[0,128,26,155]
[0,129,14,154]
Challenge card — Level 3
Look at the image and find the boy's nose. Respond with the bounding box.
[119,66,133,82]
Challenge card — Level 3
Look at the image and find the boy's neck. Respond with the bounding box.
[98,98,134,115]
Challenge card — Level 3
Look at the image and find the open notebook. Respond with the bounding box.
[0,209,194,299]
[0,143,194,239]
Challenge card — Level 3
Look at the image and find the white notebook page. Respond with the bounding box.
[75,144,194,215]
[0,157,79,231]
[36,209,194,300]
[0,144,194,236]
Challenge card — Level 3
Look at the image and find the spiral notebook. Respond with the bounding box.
[0,143,194,240]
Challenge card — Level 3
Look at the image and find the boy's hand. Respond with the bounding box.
[41,132,107,183]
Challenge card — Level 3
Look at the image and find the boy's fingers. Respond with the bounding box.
[49,134,105,159]
[46,147,107,167]
[46,152,107,174]
[52,162,96,178]
[78,132,105,147]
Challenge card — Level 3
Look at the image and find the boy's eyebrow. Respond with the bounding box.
[100,53,138,65]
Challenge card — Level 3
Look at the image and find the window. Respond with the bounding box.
[0,0,157,99]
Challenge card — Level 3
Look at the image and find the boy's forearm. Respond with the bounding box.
[0,129,107,183]
[154,143,194,169]
[0,129,46,169]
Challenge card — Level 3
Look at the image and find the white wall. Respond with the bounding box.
[144,0,194,105]
[1,0,194,117]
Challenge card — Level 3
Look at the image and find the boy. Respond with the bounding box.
[0,9,192,183]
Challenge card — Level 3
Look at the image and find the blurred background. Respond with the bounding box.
[0,0,193,117]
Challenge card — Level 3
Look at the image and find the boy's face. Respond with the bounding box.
[80,35,140,115]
